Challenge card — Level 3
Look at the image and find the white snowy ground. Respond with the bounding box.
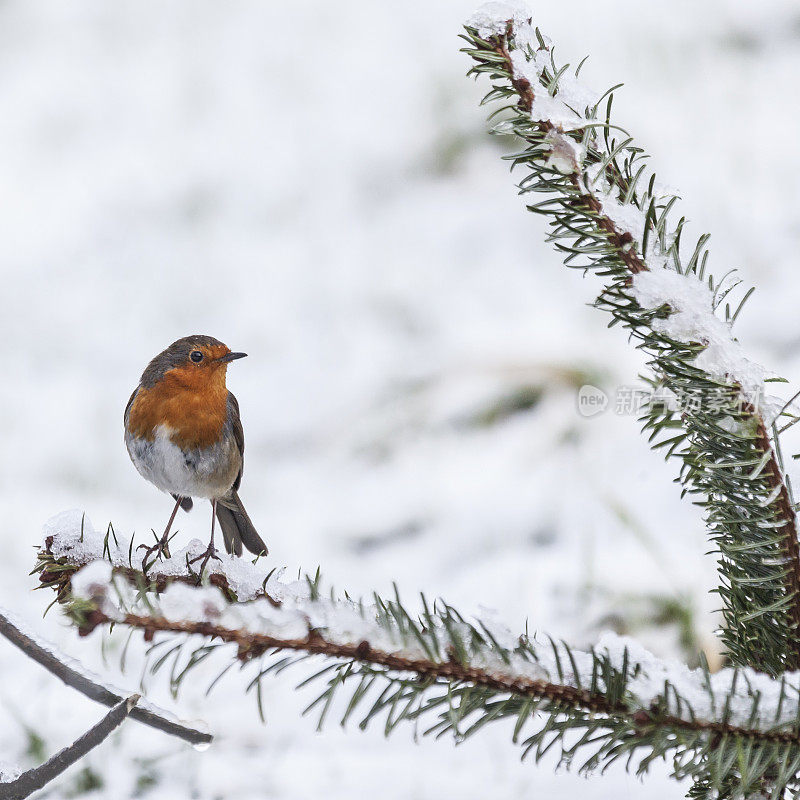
[2,1,800,798]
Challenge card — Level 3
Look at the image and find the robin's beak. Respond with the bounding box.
[217,351,248,364]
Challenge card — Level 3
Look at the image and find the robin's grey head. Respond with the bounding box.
[139,335,247,387]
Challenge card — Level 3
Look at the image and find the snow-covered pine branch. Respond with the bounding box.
[462,2,800,676]
[36,510,279,607]
[32,513,800,798]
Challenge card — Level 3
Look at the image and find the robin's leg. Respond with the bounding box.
[139,495,182,572]
[189,499,222,575]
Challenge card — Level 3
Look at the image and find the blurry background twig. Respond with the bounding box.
[0,696,138,800]
[0,608,212,747]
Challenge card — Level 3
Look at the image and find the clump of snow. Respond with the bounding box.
[631,269,768,402]
[598,194,648,246]
[592,189,672,270]
[466,2,532,40]
[502,21,598,127]
[596,632,800,730]
[44,509,131,572]
[717,415,756,437]
[652,178,681,203]
[42,512,283,603]
[545,131,585,174]
[508,51,594,131]
[147,540,282,602]
[468,5,600,131]
[0,762,21,782]
[552,71,601,116]
[159,583,229,624]
[43,508,92,544]
[71,560,113,603]
[529,92,589,132]
[582,161,609,192]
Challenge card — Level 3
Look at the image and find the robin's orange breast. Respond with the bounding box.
[127,364,229,450]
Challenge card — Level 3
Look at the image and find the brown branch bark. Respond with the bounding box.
[754,418,800,636]
[80,608,800,746]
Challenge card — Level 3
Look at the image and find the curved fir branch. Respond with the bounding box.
[33,535,800,798]
[461,6,800,674]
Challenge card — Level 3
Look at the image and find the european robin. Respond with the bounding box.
[124,335,267,572]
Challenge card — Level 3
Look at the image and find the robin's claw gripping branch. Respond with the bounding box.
[137,496,183,573]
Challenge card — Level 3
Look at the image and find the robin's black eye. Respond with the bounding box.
[190,350,204,363]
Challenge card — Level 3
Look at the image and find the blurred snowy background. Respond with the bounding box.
[2,1,800,797]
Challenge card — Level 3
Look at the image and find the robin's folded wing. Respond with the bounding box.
[124,387,138,424]
[227,391,244,492]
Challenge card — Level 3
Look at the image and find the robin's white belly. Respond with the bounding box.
[126,424,240,500]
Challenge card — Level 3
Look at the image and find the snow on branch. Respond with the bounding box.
[36,509,279,606]
[31,513,800,797]
[0,696,138,800]
[462,2,800,675]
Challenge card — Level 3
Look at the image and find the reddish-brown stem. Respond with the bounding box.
[81,608,800,745]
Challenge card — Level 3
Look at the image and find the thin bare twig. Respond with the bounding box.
[0,695,138,800]
[0,607,212,747]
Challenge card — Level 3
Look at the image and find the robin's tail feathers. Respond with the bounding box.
[216,492,267,557]
[172,494,193,512]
